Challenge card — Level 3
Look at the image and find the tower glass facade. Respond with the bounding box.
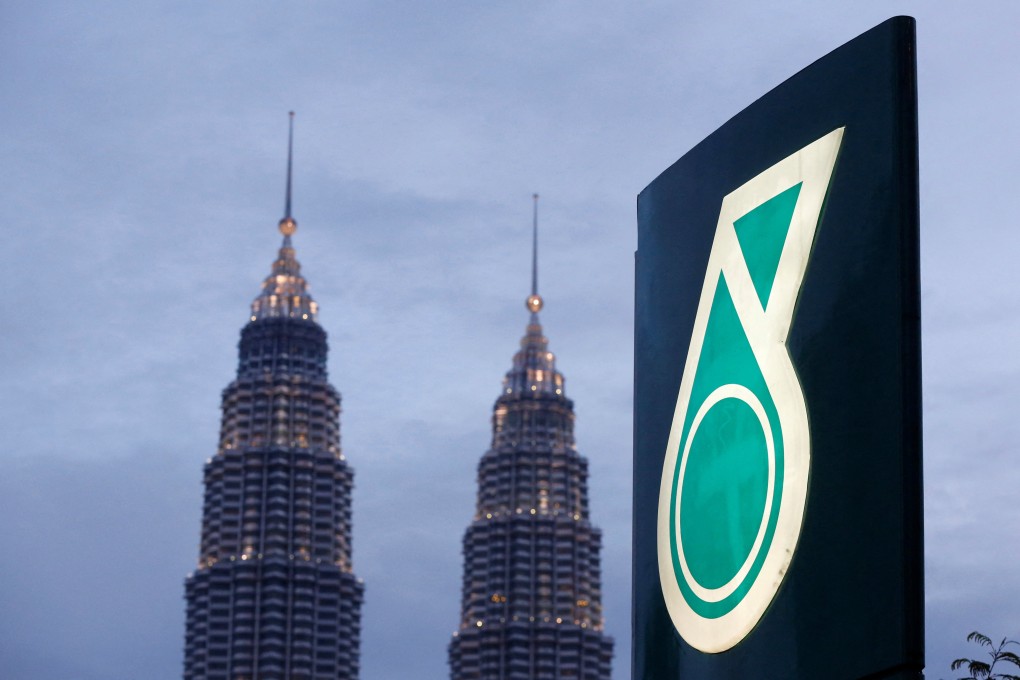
[183,124,363,679]
[449,206,613,679]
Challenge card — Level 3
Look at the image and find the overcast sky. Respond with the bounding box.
[1,2,1018,679]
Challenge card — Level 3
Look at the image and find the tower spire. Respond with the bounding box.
[249,112,318,323]
[279,112,297,238]
[526,193,544,316]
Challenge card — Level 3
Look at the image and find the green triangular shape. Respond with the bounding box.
[733,182,803,309]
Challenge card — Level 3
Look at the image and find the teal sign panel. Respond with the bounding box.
[634,17,922,680]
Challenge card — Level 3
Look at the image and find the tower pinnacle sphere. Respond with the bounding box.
[279,216,297,236]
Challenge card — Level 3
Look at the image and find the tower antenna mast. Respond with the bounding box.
[526,193,543,315]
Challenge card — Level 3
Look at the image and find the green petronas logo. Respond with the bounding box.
[657,128,844,653]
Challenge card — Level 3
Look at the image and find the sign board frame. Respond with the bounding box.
[634,16,922,680]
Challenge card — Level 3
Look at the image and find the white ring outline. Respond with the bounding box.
[674,383,776,603]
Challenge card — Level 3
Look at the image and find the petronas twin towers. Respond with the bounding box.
[183,118,613,680]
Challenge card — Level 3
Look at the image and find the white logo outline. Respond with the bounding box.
[656,127,844,653]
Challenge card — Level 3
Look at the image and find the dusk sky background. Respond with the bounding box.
[2,2,1018,679]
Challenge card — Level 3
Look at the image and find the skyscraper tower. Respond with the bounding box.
[184,114,363,680]
[448,196,614,680]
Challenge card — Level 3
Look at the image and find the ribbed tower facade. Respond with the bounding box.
[449,197,613,680]
[184,115,363,680]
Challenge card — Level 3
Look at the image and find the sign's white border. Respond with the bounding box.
[656,128,844,653]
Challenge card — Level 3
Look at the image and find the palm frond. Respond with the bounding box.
[968,659,991,676]
[999,651,1020,668]
[953,658,973,671]
[968,632,993,647]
